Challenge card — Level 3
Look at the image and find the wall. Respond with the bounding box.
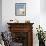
[40,0,46,13]
[40,1,46,45]
[2,0,40,30]
[2,0,40,46]
[0,0,2,32]
[40,0,46,31]
[2,0,46,46]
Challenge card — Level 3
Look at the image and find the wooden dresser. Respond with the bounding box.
[7,23,34,46]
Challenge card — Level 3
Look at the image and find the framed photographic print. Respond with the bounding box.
[15,3,26,16]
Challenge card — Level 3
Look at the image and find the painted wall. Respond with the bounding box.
[2,0,46,46]
[40,0,46,13]
[40,0,46,31]
[2,0,40,46]
[2,0,40,31]
[0,0,2,32]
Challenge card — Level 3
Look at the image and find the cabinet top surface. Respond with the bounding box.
[7,23,34,25]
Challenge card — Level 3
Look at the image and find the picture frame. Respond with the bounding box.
[15,3,26,16]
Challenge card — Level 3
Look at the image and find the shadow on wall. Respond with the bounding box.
[40,0,46,14]
[0,0,2,32]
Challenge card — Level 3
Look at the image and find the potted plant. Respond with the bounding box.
[36,25,45,46]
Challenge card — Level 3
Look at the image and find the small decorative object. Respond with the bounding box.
[25,20,30,23]
[15,3,26,16]
[10,20,13,21]
[9,19,14,23]
[36,25,45,46]
[9,19,19,23]
[14,19,19,23]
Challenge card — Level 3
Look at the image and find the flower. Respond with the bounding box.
[36,25,45,41]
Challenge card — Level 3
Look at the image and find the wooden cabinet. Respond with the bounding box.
[7,23,34,46]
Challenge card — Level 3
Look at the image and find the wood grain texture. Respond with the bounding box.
[7,23,34,46]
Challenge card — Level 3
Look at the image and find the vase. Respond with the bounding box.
[39,40,45,46]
